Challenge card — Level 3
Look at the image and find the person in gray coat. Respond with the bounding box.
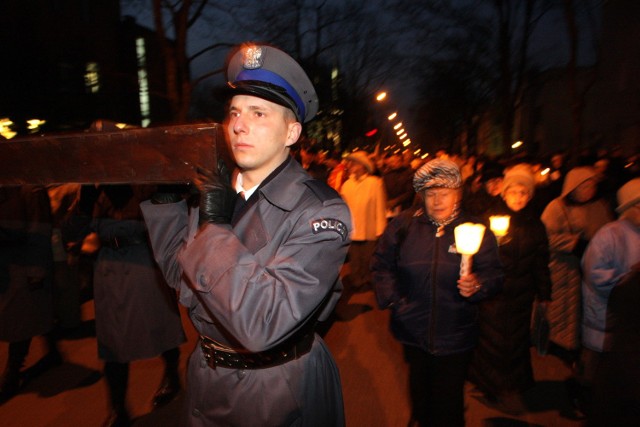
[90,184,186,427]
[141,43,352,427]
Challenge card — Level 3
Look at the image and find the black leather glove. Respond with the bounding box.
[195,159,236,225]
[150,184,188,205]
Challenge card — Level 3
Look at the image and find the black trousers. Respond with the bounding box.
[404,345,472,427]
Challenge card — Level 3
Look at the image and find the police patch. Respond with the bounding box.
[311,218,348,241]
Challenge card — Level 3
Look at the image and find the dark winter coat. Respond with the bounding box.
[92,185,185,362]
[468,201,552,396]
[0,186,54,342]
[590,267,640,427]
[372,209,503,356]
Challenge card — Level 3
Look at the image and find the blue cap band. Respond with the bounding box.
[236,69,305,120]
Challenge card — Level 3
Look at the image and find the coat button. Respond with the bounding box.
[237,369,246,379]
[192,408,201,417]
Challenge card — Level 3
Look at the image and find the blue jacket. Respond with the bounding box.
[581,218,640,352]
[372,209,503,355]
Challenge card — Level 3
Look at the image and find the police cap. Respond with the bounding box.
[226,44,319,123]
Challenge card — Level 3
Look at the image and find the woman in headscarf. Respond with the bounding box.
[468,164,552,414]
[371,158,503,427]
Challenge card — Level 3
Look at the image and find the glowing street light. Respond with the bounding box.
[376,92,387,102]
[512,140,523,149]
[393,122,403,130]
[388,112,397,120]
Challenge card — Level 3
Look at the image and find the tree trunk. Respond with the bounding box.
[564,0,582,164]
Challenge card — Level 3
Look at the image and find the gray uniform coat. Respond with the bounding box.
[92,186,186,362]
[141,158,352,427]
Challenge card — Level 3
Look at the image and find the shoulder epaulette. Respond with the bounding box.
[303,179,340,202]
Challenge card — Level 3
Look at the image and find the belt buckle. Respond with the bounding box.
[201,340,216,369]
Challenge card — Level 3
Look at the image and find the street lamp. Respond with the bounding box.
[373,92,413,152]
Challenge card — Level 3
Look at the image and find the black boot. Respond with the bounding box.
[0,338,31,404]
[21,333,63,385]
[152,347,181,408]
[103,362,130,427]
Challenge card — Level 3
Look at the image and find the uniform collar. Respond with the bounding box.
[256,156,310,211]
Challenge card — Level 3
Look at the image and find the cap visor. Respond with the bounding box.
[223,82,300,121]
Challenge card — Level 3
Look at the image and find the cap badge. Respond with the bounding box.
[242,46,264,70]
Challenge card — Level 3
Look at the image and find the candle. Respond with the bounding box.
[454,223,486,276]
[489,215,510,237]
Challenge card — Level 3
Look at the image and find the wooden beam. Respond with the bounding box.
[0,123,232,185]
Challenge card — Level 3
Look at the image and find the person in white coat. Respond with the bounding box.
[340,151,387,293]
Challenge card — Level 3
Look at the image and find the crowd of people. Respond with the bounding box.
[293,141,639,426]
[1,41,639,427]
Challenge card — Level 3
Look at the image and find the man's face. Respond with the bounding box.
[226,94,301,178]
[423,187,461,222]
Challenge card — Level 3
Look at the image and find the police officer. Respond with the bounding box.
[141,44,352,426]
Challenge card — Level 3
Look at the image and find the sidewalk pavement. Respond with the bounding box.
[0,292,587,426]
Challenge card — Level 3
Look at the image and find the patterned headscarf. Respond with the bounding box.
[413,158,462,193]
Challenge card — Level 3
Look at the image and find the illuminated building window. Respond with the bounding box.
[136,37,151,128]
[27,119,46,134]
[84,62,100,93]
[0,118,17,139]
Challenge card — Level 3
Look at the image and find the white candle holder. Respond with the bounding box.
[454,223,486,276]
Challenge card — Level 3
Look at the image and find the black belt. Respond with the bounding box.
[200,333,314,370]
[100,235,147,249]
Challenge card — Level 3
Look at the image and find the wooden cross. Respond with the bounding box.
[0,122,232,186]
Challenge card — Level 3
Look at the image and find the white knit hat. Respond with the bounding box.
[501,164,535,197]
[616,178,640,213]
